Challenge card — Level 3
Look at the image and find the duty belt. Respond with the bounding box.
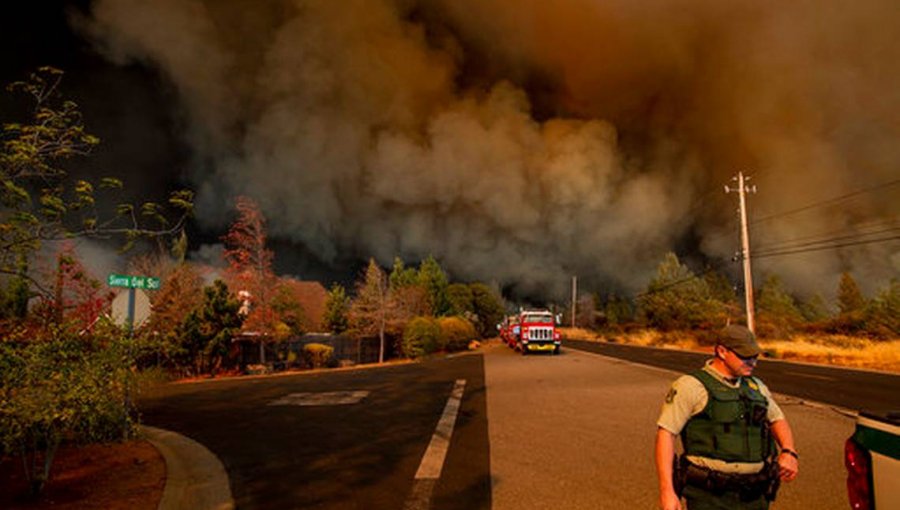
[675,456,780,502]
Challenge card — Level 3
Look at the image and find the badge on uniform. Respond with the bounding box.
[665,386,677,403]
[748,379,759,391]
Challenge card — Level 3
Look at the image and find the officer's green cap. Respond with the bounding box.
[718,324,761,357]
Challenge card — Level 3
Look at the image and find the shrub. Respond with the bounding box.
[439,316,477,352]
[0,325,135,497]
[402,317,441,358]
[302,343,334,368]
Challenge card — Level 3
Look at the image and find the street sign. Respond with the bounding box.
[108,273,161,290]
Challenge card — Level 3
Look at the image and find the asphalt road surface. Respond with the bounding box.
[485,342,852,510]
[565,338,900,415]
[142,342,860,509]
[140,354,490,510]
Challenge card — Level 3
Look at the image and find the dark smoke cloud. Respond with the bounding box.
[80,0,899,299]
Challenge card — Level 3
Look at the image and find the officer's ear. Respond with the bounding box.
[714,345,726,360]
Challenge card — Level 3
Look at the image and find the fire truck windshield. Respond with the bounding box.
[523,313,553,323]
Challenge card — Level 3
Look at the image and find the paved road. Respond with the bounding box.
[140,355,490,510]
[142,342,859,509]
[485,342,852,510]
[565,339,900,414]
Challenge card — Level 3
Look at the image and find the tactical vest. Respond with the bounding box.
[680,369,775,463]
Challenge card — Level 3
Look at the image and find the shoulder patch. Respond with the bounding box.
[747,379,759,391]
[665,386,678,404]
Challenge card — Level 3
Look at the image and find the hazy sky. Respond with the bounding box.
[3,0,898,301]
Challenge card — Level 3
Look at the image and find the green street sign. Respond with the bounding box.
[108,273,161,290]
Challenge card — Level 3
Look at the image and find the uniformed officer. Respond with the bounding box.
[654,325,799,510]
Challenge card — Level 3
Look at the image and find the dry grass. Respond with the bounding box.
[560,327,900,373]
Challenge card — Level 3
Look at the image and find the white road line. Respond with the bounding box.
[404,379,466,510]
[415,379,466,479]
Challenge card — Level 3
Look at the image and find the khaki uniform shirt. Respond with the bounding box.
[657,360,785,474]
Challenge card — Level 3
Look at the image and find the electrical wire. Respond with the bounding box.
[751,234,900,260]
[750,177,900,226]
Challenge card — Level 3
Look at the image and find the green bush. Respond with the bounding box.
[0,325,135,496]
[302,343,334,369]
[439,316,477,352]
[402,316,441,358]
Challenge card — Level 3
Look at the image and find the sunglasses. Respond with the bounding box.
[727,347,759,362]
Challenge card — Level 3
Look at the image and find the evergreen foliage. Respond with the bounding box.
[638,253,726,330]
[755,274,805,338]
[182,280,244,375]
[323,283,349,334]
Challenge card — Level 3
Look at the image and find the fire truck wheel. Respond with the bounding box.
[553,346,560,355]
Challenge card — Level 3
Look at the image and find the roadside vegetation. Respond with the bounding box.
[561,253,899,373]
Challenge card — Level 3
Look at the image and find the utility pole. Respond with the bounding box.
[571,276,577,328]
[725,172,757,333]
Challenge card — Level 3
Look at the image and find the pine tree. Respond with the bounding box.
[756,274,805,338]
[182,280,243,375]
[323,283,350,334]
[837,272,866,314]
[417,256,449,316]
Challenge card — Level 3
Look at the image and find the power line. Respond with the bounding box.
[753,223,900,254]
[751,177,900,226]
[752,234,900,260]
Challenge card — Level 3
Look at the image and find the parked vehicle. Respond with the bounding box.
[516,309,561,355]
[845,410,900,510]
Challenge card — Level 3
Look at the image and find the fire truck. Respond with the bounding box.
[515,309,561,355]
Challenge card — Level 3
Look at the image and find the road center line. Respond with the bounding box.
[404,379,466,510]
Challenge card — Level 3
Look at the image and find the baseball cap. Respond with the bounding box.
[718,324,761,358]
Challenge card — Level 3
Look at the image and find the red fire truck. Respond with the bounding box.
[515,309,561,355]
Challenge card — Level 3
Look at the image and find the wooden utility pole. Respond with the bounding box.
[725,172,757,333]
[571,276,577,328]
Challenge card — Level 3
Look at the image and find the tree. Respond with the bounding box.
[31,243,111,332]
[222,196,278,337]
[349,259,394,363]
[446,283,474,316]
[389,257,417,289]
[182,280,244,375]
[638,253,726,330]
[323,283,349,334]
[837,272,866,314]
[864,279,899,338]
[604,292,634,328]
[0,68,192,300]
[417,256,449,316]
[755,274,805,338]
[469,283,505,338]
[143,262,205,368]
[271,281,306,337]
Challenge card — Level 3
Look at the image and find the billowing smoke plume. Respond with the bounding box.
[80,0,899,299]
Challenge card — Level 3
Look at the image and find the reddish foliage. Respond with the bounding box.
[33,243,112,332]
[221,197,278,336]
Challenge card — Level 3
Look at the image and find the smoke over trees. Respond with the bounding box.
[69,0,899,299]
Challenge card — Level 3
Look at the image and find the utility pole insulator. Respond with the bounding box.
[725,171,757,334]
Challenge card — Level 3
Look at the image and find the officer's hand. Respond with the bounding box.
[659,489,682,510]
[778,452,799,482]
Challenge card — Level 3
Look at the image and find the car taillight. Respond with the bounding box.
[845,438,872,510]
